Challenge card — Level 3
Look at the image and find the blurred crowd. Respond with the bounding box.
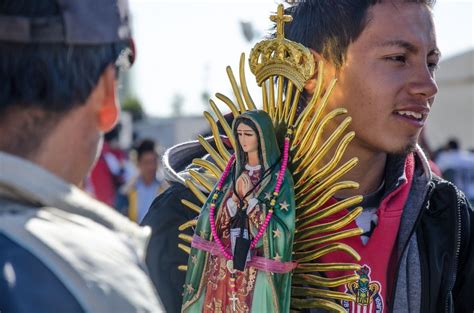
[85,125,168,223]
[432,138,474,204]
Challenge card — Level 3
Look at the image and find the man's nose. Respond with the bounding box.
[407,65,438,101]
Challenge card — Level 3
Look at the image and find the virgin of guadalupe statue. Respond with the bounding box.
[180,6,364,312]
[182,110,296,313]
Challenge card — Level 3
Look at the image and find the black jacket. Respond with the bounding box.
[414,177,473,313]
[142,183,199,313]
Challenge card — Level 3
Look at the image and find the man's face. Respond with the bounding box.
[324,2,439,155]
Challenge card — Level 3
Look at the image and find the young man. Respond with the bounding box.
[283,1,473,312]
[0,0,163,311]
[144,0,473,312]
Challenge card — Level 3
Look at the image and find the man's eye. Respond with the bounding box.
[428,62,439,72]
[387,55,406,63]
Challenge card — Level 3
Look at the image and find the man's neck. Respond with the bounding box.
[141,175,156,186]
[31,107,100,186]
[333,144,387,198]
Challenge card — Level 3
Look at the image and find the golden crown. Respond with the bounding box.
[249,5,315,91]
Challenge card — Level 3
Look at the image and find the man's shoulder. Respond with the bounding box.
[0,199,163,312]
[0,233,84,312]
[425,175,472,228]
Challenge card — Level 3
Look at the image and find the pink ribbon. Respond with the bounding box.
[191,235,297,274]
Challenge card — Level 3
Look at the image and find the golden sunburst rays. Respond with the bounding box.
[224,53,258,114]
[294,228,363,251]
[184,179,207,204]
[177,53,258,270]
[293,59,325,127]
[179,233,193,244]
[178,219,197,232]
[285,63,364,312]
[293,270,359,287]
[189,170,214,193]
[215,93,239,117]
[178,265,188,271]
[291,298,350,313]
[208,99,236,149]
[296,196,363,229]
[296,161,359,205]
[292,80,339,164]
[294,262,361,274]
[294,207,363,241]
[291,288,357,313]
[175,6,367,312]
[292,287,355,303]
[258,74,304,127]
[238,53,256,111]
[202,112,231,162]
[192,159,221,178]
[178,243,191,255]
[181,200,201,215]
[184,52,258,200]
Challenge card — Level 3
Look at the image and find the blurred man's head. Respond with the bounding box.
[0,0,134,184]
[447,138,460,151]
[136,139,159,185]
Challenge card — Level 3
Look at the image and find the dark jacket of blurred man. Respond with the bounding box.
[0,1,163,312]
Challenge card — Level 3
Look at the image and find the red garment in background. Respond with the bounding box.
[89,142,126,206]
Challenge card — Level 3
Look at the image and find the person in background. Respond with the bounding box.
[124,139,168,223]
[435,138,474,203]
[418,128,442,176]
[88,125,129,207]
[0,0,163,311]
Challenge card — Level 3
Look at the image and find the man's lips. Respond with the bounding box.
[393,105,430,122]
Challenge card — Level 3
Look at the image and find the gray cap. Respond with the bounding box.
[0,0,131,45]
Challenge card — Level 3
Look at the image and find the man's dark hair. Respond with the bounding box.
[282,0,436,68]
[136,139,157,161]
[0,0,128,156]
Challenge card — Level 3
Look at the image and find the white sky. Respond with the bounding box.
[128,0,474,117]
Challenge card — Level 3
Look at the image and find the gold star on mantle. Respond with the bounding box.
[186,284,195,294]
[264,192,272,200]
[191,254,198,264]
[273,253,282,262]
[273,228,281,238]
[279,201,289,211]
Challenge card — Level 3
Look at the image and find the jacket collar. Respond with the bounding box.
[0,151,150,258]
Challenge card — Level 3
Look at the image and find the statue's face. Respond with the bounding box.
[237,123,258,154]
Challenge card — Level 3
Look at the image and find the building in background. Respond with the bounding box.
[134,115,208,149]
[426,49,474,150]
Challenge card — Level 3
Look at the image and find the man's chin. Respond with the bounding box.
[387,140,417,156]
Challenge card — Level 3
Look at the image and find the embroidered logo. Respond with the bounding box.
[341,265,383,313]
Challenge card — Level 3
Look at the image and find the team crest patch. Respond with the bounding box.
[341,265,383,313]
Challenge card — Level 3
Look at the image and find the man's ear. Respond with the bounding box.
[304,49,325,97]
[97,65,119,133]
